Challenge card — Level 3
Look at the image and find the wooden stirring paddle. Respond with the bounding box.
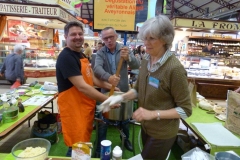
[108,58,124,96]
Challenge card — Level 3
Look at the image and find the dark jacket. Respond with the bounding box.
[1,53,24,82]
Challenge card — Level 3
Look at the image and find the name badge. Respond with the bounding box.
[149,76,159,88]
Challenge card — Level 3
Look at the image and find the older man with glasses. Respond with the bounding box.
[93,27,140,157]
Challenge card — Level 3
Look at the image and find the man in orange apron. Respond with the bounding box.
[56,21,118,156]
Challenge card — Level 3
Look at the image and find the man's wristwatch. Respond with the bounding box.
[156,110,160,120]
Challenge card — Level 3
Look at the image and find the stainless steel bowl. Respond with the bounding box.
[215,152,240,160]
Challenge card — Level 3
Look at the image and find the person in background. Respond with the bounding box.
[133,50,141,64]
[56,21,119,157]
[136,45,146,60]
[202,42,216,55]
[91,42,104,69]
[101,15,192,159]
[93,27,140,157]
[83,42,92,62]
[0,44,25,84]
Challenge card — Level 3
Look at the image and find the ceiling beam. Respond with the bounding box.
[174,0,205,13]
[211,0,236,10]
[208,1,240,15]
[166,0,191,18]
[182,1,213,17]
[176,0,193,10]
[200,1,240,18]
[86,3,92,20]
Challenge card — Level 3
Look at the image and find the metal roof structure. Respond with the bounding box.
[1,0,239,29]
[80,0,240,22]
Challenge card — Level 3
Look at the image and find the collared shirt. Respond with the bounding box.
[139,49,188,119]
[106,47,117,74]
[146,49,173,72]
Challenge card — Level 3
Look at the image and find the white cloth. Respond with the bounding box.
[42,81,58,91]
[192,122,240,146]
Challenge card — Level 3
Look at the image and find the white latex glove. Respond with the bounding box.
[97,103,110,113]
[98,95,124,113]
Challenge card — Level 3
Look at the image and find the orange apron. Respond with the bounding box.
[58,58,96,146]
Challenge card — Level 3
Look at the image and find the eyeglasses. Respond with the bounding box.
[102,36,115,41]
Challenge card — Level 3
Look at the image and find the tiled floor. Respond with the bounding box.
[0,78,59,155]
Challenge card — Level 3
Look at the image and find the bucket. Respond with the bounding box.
[215,152,240,160]
[103,92,133,121]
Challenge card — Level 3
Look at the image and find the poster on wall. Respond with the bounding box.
[8,20,28,40]
[93,0,163,32]
[8,20,48,40]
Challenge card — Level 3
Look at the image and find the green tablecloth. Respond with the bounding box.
[185,107,240,155]
[0,93,53,136]
[0,95,39,132]
[0,153,104,160]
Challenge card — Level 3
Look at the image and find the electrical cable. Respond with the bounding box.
[137,128,171,160]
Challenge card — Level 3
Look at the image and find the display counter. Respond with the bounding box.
[24,67,56,78]
[188,76,240,99]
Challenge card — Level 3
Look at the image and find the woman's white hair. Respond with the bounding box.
[138,15,175,50]
[14,44,24,53]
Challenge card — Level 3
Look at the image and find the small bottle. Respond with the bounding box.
[18,98,25,112]
[112,146,122,160]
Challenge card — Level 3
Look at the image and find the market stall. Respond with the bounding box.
[171,17,240,99]
[0,2,81,79]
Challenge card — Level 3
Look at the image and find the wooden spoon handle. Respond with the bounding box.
[109,58,124,96]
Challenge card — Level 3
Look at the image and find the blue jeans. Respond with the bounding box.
[95,113,130,153]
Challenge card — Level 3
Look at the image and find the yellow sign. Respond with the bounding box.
[0,3,78,23]
[172,17,240,31]
[94,0,137,31]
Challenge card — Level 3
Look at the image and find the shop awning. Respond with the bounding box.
[171,17,240,34]
[0,2,79,25]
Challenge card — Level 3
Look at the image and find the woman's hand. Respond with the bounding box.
[132,107,156,122]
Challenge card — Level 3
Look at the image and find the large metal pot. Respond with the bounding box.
[103,92,133,121]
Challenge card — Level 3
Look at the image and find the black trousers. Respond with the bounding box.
[141,128,176,160]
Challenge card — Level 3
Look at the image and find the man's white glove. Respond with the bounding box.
[97,95,124,113]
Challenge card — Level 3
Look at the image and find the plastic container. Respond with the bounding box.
[11,138,51,160]
[100,140,111,160]
[112,146,122,160]
[215,152,240,160]
[3,106,19,123]
[0,113,2,125]
[181,147,215,160]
